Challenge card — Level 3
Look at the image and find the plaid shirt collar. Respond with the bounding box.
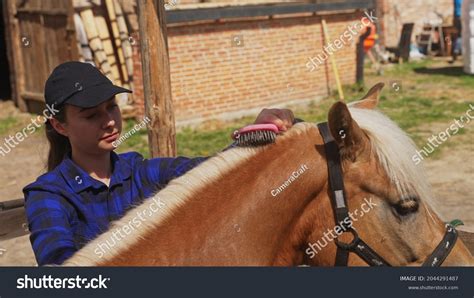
[59,151,132,193]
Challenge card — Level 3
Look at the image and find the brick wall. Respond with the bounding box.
[175,0,455,48]
[133,11,364,126]
[378,0,453,47]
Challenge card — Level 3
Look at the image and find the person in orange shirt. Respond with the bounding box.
[361,17,382,74]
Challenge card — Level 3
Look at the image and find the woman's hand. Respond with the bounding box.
[254,108,295,131]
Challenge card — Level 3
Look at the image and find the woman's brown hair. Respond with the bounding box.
[45,105,71,171]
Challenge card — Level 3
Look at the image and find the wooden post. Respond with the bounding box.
[356,26,371,85]
[137,0,176,158]
[3,0,27,112]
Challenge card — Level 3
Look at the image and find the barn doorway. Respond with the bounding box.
[0,0,12,101]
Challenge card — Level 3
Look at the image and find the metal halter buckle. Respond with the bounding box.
[335,226,359,250]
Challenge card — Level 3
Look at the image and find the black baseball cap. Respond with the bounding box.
[44,61,132,108]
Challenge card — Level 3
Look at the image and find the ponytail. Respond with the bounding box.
[45,106,71,171]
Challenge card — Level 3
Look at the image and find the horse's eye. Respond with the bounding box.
[393,196,419,216]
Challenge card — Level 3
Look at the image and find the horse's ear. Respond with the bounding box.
[350,82,384,109]
[328,101,366,161]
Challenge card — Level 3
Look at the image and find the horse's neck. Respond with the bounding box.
[101,124,328,266]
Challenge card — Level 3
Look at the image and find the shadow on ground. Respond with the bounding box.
[414,66,465,76]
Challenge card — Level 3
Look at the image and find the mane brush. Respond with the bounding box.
[232,123,280,147]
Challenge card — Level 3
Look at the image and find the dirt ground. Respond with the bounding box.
[0,94,473,266]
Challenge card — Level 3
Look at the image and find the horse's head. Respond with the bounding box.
[299,83,473,267]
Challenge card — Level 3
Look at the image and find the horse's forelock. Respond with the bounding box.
[348,107,436,211]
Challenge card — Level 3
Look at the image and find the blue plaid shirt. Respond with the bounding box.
[23,151,210,266]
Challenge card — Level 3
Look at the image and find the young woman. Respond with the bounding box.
[23,61,295,266]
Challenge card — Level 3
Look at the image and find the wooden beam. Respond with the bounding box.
[21,91,44,102]
[137,0,176,158]
[0,199,24,212]
[15,7,69,16]
[166,1,376,24]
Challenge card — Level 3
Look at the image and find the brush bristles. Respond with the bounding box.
[235,130,277,147]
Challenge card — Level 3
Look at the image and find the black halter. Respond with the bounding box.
[317,122,458,267]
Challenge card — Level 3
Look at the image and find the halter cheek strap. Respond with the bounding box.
[317,122,352,266]
[316,122,458,267]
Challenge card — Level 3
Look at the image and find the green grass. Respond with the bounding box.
[109,58,474,159]
[364,59,473,143]
[0,115,46,138]
[114,119,150,156]
[0,117,19,136]
[176,127,234,157]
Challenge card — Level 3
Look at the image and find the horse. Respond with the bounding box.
[63,83,473,266]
